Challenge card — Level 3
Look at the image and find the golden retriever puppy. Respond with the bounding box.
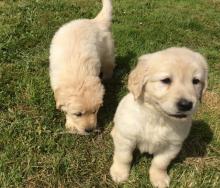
[49,0,115,135]
[110,47,208,187]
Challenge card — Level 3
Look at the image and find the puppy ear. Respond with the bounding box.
[195,53,208,102]
[54,88,64,110]
[199,73,208,102]
[84,76,105,105]
[128,55,150,100]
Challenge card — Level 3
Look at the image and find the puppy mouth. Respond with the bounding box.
[155,103,188,119]
[167,113,187,119]
[148,101,189,120]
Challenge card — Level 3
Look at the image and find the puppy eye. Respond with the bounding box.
[74,112,83,117]
[92,110,97,114]
[161,78,172,84]
[192,78,200,85]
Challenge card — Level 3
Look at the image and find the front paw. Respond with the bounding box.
[110,163,130,183]
[149,168,170,188]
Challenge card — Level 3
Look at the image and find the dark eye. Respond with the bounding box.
[192,78,200,85]
[92,110,97,114]
[161,78,172,84]
[74,112,83,117]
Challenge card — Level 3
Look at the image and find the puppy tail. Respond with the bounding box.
[94,0,112,28]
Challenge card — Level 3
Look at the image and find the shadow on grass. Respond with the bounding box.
[176,120,213,162]
[131,120,213,167]
[97,51,136,130]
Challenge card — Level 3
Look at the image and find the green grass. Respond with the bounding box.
[0,0,220,187]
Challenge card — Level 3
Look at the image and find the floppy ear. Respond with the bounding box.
[83,76,105,105]
[195,53,208,102]
[199,73,208,102]
[199,70,208,102]
[202,72,208,93]
[128,55,150,100]
[54,88,64,110]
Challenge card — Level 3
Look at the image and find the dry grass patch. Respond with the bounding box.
[203,90,220,112]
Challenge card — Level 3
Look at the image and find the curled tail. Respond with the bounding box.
[94,0,112,28]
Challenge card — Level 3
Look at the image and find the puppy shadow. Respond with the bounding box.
[131,120,213,167]
[97,51,136,130]
[175,120,213,162]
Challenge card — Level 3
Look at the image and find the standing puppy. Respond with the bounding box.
[49,0,115,135]
[110,47,208,187]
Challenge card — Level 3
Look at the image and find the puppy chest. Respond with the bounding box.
[137,125,174,154]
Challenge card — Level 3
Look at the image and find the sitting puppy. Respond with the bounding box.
[49,0,115,135]
[110,47,208,187]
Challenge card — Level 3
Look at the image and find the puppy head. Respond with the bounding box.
[128,47,208,120]
[55,76,104,134]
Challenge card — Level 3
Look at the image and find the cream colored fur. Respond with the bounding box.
[49,0,115,135]
[110,47,208,187]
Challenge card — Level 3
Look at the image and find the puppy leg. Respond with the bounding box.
[101,60,115,79]
[110,133,135,183]
[110,147,133,183]
[101,37,115,79]
[149,146,181,188]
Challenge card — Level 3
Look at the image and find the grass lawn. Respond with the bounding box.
[0,0,220,187]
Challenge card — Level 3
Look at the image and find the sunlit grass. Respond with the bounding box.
[0,0,219,187]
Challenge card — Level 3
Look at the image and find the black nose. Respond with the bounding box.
[85,128,94,133]
[177,99,193,112]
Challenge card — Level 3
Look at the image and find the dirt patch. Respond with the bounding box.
[203,91,220,111]
[184,156,220,170]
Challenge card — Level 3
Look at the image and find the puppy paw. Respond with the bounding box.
[149,168,170,188]
[110,163,129,183]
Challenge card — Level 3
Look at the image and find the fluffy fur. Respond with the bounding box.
[110,47,208,187]
[49,0,115,135]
